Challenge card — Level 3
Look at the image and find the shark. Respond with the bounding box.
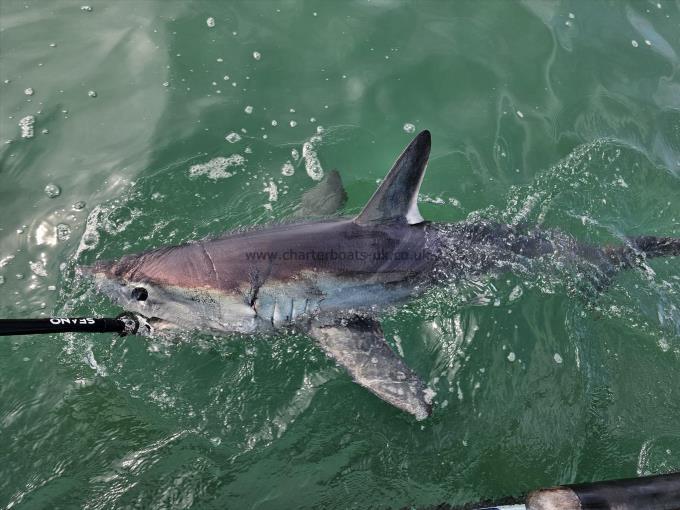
[87,131,680,419]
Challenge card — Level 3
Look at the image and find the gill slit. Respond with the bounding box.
[200,243,220,285]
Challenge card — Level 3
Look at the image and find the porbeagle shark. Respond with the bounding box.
[88,131,680,419]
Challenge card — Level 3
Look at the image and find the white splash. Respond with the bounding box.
[263,180,278,201]
[303,139,323,181]
[19,115,35,138]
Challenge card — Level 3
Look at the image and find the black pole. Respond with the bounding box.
[0,313,152,337]
[526,471,680,509]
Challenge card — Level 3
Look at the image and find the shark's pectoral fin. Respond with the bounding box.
[307,316,433,419]
[293,169,348,219]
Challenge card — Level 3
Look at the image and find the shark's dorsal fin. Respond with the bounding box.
[354,130,431,226]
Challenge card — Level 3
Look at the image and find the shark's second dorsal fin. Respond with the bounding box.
[354,130,431,226]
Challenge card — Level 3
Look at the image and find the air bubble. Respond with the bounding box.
[24,87,34,96]
[253,51,261,61]
[80,5,92,12]
[88,90,97,98]
[44,183,61,198]
[225,132,241,143]
[206,17,215,28]
[72,201,86,210]
[403,123,415,133]
[83,233,98,246]
[29,261,47,277]
[56,223,71,241]
[281,161,294,176]
[289,120,297,127]
[244,105,253,114]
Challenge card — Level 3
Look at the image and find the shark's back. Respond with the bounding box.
[204,218,434,288]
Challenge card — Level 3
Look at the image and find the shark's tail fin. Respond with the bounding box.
[604,236,680,269]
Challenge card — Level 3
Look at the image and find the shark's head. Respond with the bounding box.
[81,253,217,332]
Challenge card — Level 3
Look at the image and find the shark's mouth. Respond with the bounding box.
[146,316,180,331]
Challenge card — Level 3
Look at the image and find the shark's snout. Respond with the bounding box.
[78,259,116,278]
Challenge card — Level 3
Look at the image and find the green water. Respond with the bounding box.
[2,0,680,508]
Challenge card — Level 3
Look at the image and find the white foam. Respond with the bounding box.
[29,261,47,277]
[189,155,244,180]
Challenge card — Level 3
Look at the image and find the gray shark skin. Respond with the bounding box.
[87,131,680,419]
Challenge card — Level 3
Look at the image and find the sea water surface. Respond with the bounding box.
[1,1,680,508]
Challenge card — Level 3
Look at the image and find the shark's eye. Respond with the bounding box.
[131,287,148,301]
